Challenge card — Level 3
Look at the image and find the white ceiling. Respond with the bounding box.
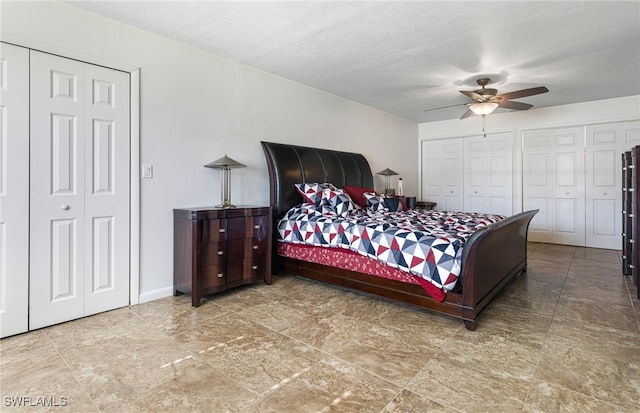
[68,1,640,123]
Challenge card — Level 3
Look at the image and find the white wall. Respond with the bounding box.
[419,95,640,210]
[1,2,418,301]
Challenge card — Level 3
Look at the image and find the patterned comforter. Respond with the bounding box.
[277,204,504,292]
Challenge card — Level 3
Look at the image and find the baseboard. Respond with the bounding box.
[137,287,174,304]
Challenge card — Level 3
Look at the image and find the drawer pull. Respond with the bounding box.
[252,265,258,270]
[254,225,260,229]
[218,251,224,255]
[630,239,635,243]
[630,214,635,218]
[253,245,258,250]
[630,265,635,269]
[630,165,635,169]
[219,228,225,233]
[217,273,224,278]
[630,188,635,192]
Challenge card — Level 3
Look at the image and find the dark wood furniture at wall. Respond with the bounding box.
[622,151,632,275]
[173,206,272,307]
[416,201,436,210]
[261,141,537,330]
[623,148,640,298]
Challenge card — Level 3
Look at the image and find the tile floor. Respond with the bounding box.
[1,243,639,412]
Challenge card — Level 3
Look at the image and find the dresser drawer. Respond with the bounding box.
[244,237,268,256]
[200,242,226,266]
[243,255,268,280]
[246,215,270,238]
[201,219,225,243]
[200,264,226,289]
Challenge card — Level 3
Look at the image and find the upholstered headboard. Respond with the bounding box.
[261,141,374,219]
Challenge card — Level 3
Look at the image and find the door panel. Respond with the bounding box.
[523,127,585,246]
[421,138,463,211]
[83,63,130,316]
[464,133,514,216]
[0,43,29,338]
[30,51,86,329]
[586,121,640,248]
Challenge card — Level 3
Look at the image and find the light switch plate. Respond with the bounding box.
[142,164,153,178]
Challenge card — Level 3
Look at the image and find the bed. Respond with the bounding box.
[261,141,538,330]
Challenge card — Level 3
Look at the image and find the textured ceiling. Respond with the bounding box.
[68,1,640,123]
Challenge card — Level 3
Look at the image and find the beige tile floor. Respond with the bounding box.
[1,243,639,412]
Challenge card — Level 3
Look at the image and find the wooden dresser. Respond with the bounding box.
[173,206,272,306]
[622,149,639,298]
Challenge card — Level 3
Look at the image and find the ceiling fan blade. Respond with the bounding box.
[423,103,468,112]
[459,90,483,101]
[498,100,533,110]
[496,86,549,101]
[460,108,475,119]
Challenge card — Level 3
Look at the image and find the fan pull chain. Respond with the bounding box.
[482,115,487,138]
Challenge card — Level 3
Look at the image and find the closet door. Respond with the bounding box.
[585,121,640,249]
[523,127,586,246]
[420,138,463,211]
[463,133,514,215]
[29,51,130,329]
[0,43,29,338]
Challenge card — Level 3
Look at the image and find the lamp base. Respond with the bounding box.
[216,201,236,209]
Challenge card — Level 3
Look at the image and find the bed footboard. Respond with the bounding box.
[459,209,539,330]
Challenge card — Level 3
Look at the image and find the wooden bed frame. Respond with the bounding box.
[261,141,538,330]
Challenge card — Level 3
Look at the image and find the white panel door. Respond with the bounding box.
[585,121,640,249]
[0,43,30,338]
[523,127,585,246]
[464,133,514,216]
[421,138,463,211]
[83,63,130,316]
[29,51,130,329]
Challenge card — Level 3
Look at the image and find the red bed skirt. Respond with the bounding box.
[277,242,447,302]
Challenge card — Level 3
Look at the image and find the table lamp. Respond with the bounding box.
[204,155,246,208]
[377,167,399,195]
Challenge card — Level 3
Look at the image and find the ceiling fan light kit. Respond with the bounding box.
[469,101,499,116]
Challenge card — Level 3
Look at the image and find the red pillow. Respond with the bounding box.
[344,185,374,208]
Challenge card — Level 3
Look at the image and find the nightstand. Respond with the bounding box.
[173,206,272,307]
[416,201,436,210]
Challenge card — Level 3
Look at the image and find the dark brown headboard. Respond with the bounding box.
[261,141,374,219]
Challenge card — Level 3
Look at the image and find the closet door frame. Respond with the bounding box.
[1,39,141,308]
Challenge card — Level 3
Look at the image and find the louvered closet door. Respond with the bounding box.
[0,43,30,338]
[29,51,130,329]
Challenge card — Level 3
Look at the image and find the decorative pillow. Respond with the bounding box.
[363,191,388,212]
[383,197,404,212]
[343,185,374,208]
[363,192,404,212]
[294,182,336,207]
[321,188,358,216]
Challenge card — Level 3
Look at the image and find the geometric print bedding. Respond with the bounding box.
[278,203,504,292]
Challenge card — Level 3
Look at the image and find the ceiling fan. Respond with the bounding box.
[425,77,549,119]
